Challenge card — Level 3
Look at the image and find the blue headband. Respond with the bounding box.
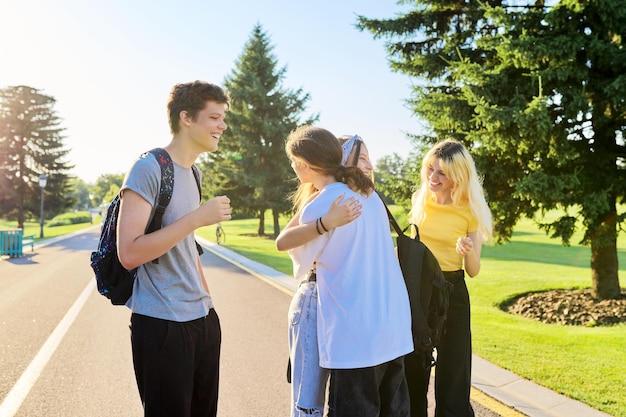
[341,134,361,165]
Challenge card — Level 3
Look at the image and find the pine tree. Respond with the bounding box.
[201,24,317,237]
[0,85,74,228]
[358,0,626,299]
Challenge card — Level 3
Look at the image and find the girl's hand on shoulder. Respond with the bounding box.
[324,194,362,229]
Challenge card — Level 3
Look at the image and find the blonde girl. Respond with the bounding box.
[407,139,492,417]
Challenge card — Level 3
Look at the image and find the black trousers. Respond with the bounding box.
[405,272,474,417]
[404,349,431,417]
[130,309,221,417]
[435,273,474,417]
[327,356,410,417]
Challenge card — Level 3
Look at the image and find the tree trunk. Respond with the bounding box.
[272,209,280,239]
[17,191,25,230]
[17,172,25,230]
[257,209,265,236]
[589,211,621,300]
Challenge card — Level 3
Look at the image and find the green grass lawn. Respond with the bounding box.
[198,211,626,417]
[473,218,625,417]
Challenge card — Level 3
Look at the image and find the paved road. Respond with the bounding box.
[0,229,502,416]
[0,230,290,416]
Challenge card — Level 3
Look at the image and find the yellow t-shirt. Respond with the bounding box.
[417,198,478,272]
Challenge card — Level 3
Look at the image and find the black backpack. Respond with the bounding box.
[383,204,454,368]
[90,148,202,305]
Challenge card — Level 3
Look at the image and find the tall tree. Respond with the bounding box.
[358,0,626,299]
[201,24,317,237]
[0,85,74,227]
[374,152,420,208]
[92,173,125,207]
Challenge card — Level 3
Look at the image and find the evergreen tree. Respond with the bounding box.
[201,24,317,237]
[374,152,420,208]
[358,0,626,299]
[0,85,74,228]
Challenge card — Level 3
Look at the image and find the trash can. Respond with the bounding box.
[0,229,24,257]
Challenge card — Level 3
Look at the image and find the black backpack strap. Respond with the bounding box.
[145,148,174,264]
[380,195,421,241]
[146,148,174,235]
[382,200,403,236]
[191,164,205,256]
[191,164,202,202]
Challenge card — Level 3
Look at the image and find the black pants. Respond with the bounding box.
[130,309,221,417]
[327,356,410,417]
[405,272,474,417]
[404,348,431,417]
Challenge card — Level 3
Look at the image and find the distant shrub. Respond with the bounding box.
[47,211,92,227]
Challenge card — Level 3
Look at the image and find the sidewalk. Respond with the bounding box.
[196,236,613,417]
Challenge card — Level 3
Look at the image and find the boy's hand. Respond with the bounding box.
[199,195,231,226]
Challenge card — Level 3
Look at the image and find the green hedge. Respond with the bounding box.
[46,211,93,227]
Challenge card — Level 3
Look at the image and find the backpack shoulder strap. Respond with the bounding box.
[381,198,403,237]
[191,164,202,203]
[190,164,205,256]
[145,148,174,235]
[144,148,174,264]
[380,196,422,241]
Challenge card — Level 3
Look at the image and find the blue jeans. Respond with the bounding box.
[288,280,328,416]
[327,356,410,417]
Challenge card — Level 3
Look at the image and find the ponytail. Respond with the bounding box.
[336,165,373,196]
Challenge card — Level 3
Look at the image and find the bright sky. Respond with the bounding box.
[0,0,420,183]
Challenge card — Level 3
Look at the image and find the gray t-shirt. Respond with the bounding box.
[121,151,214,322]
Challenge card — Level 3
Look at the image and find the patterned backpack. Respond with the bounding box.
[90,148,202,305]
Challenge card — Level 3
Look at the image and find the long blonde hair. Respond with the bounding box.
[286,126,374,212]
[409,139,492,243]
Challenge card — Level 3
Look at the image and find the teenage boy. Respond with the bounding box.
[117,80,231,416]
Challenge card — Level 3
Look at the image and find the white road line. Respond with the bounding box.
[0,279,95,417]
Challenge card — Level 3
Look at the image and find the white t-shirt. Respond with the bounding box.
[296,182,414,369]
